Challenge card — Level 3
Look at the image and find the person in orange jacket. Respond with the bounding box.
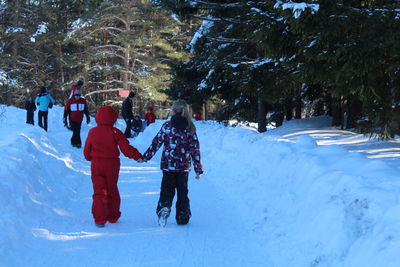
[84,106,143,227]
[144,106,156,126]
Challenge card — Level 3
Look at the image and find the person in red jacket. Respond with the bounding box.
[84,106,143,227]
[63,89,90,148]
[193,112,202,121]
[68,80,84,99]
[144,106,156,126]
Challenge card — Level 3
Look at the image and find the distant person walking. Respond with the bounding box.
[24,95,36,125]
[35,87,56,131]
[68,80,84,99]
[63,89,90,148]
[121,91,135,138]
[84,106,143,227]
[142,99,203,226]
[193,112,202,121]
[144,106,156,126]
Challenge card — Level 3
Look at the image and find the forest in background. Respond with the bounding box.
[1,0,400,138]
[0,0,193,119]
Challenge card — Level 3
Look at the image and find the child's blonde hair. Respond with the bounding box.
[170,99,196,134]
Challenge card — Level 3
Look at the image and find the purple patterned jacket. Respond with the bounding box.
[143,115,203,175]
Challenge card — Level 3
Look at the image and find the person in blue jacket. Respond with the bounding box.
[35,87,56,131]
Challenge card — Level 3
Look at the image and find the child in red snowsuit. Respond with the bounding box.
[84,106,143,227]
[144,106,156,126]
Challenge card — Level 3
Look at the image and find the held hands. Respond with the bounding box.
[195,170,203,179]
[137,158,144,163]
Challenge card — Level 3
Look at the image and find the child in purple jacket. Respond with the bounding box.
[142,99,203,226]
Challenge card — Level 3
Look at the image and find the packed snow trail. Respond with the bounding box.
[17,154,268,266]
[1,106,269,266]
[2,106,400,267]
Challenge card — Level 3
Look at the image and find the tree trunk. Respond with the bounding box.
[284,97,293,121]
[346,96,363,129]
[57,41,65,84]
[258,99,267,133]
[123,16,131,92]
[294,97,302,119]
[331,97,342,127]
[202,102,206,120]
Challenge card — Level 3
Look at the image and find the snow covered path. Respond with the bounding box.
[2,106,400,267]
[1,106,269,266]
[268,116,400,170]
[19,157,267,266]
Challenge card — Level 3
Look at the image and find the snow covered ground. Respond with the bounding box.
[1,105,400,267]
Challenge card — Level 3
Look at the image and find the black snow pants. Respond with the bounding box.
[123,118,132,138]
[38,110,48,131]
[157,171,191,225]
[70,121,82,148]
[26,111,34,125]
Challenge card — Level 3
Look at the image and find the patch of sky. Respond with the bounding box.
[228,63,240,68]
[5,27,24,33]
[171,14,180,22]
[0,69,7,85]
[30,24,48,42]
[307,40,317,48]
[198,80,207,90]
[66,19,92,39]
[218,43,230,49]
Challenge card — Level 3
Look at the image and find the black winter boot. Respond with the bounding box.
[176,209,191,225]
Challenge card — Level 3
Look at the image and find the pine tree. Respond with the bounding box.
[67,0,189,112]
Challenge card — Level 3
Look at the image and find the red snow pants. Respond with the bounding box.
[90,158,121,224]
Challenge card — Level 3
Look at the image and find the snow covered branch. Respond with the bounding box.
[206,36,248,44]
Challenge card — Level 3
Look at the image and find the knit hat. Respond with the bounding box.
[40,87,46,94]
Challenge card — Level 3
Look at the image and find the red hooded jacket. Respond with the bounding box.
[144,111,156,126]
[84,106,142,161]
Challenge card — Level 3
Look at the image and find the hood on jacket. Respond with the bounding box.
[95,106,118,126]
[171,114,188,131]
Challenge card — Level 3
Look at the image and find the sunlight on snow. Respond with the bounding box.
[351,148,400,159]
[25,185,44,205]
[32,228,168,241]
[10,156,23,162]
[119,178,159,183]
[20,133,90,175]
[32,228,105,241]
[52,208,71,216]
[284,129,356,139]
[119,166,160,174]
[120,166,159,171]
[283,129,400,160]
[39,135,58,154]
